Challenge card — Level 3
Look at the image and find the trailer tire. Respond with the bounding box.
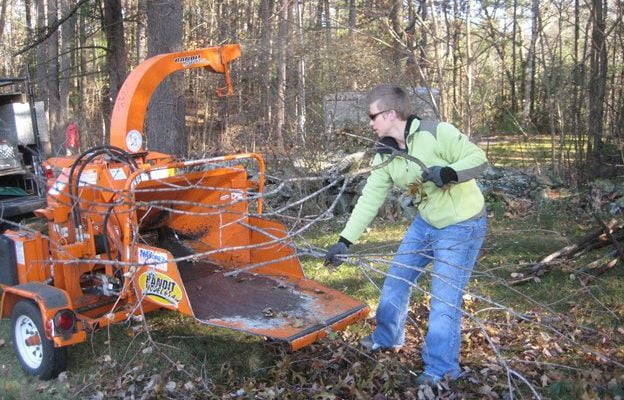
[0,235,18,286]
[11,300,67,380]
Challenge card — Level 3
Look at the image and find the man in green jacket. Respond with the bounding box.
[325,84,488,386]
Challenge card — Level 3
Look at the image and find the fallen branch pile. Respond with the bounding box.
[509,216,624,285]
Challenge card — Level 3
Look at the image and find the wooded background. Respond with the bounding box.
[0,0,622,181]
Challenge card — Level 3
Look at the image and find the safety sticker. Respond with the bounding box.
[14,241,24,265]
[138,247,168,272]
[232,191,244,201]
[48,180,66,196]
[138,271,182,307]
[48,169,69,196]
[149,168,175,180]
[110,168,127,180]
[78,170,98,187]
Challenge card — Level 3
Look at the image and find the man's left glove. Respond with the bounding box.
[422,166,458,188]
[324,241,349,267]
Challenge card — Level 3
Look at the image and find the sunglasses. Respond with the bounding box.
[369,109,391,121]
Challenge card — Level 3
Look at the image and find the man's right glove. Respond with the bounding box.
[324,241,349,267]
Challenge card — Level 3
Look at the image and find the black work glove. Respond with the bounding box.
[422,166,458,188]
[324,239,350,267]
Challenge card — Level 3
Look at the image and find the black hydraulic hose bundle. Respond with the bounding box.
[67,146,138,262]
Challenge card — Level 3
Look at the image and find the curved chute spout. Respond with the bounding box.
[110,44,241,153]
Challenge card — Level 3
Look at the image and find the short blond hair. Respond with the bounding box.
[366,84,410,120]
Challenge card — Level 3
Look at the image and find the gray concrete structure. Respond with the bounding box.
[324,87,440,131]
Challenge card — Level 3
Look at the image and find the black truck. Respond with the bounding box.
[0,74,49,223]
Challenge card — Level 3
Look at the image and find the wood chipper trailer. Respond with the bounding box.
[0,45,369,379]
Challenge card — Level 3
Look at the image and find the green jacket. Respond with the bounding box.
[340,118,487,244]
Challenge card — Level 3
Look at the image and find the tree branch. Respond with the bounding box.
[13,0,92,57]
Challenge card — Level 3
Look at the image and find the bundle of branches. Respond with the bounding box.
[509,216,624,285]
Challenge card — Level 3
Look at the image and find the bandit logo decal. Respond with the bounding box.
[139,271,182,307]
[174,54,201,67]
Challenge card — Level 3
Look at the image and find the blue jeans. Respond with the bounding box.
[371,214,487,379]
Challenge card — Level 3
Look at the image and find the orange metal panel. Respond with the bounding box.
[2,231,51,284]
[184,263,369,345]
[248,216,304,278]
[131,244,194,316]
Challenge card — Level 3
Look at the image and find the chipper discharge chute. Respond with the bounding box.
[0,44,368,380]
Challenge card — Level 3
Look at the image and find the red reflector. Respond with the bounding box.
[44,166,54,179]
[45,319,54,337]
[54,310,75,332]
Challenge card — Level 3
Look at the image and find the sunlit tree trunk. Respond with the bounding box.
[295,0,306,141]
[59,0,75,125]
[464,0,472,136]
[426,0,446,119]
[47,0,62,150]
[274,0,289,152]
[522,0,539,128]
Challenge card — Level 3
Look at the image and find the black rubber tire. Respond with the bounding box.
[11,300,67,380]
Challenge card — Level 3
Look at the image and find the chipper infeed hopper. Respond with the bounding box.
[0,45,368,379]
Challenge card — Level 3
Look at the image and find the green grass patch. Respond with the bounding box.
[481,134,581,169]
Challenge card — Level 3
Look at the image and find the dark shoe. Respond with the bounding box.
[414,372,442,386]
[359,335,401,352]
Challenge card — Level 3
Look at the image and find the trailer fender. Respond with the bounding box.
[0,282,70,323]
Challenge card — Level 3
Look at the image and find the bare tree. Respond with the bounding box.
[587,0,607,173]
[102,0,128,128]
[0,0,8,42]
[274,0,289,151]
[59,0,75,125]
[145,0,185,156]
[522,0,539,127]
[47,0,62,150]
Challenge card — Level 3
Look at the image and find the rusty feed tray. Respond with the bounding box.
[180,261,368,347]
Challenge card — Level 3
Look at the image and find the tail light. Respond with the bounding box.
[44,165,54,179]
[54,310,76,333]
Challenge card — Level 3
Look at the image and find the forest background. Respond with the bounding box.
[0,0,622,180]
[1,0,624,399]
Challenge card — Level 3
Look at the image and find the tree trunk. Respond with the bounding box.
[260,0,274,137]
[587,0,607,174]
[389,0,404,74]
[426,0,445,119]
[59,0,75,127]
[464,0,472,136]
[145,0,185,156]
[102,0,127,129]
[522,0,539,128]
[295,0,306,142]
[136,0,146,62]
[348,0,356,36]
[274,0,289,152]
[24,0,33,37]
[510,0,518,113]
[36,1,47,118]
[47,0,62,151]
[0,0,8,42]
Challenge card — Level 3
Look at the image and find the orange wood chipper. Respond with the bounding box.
[0,44,369,380]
